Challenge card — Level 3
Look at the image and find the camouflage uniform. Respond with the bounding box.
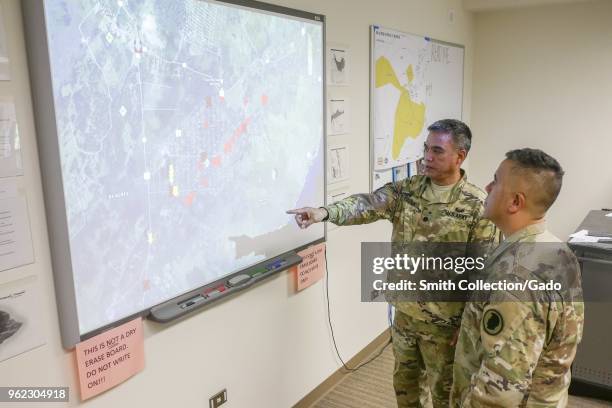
[325,170,498,408]
[451,222,584,407]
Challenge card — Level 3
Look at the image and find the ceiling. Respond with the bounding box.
[463,0,598,12]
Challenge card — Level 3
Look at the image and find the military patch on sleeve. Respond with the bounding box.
[483,309,504,336]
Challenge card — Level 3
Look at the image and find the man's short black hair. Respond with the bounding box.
[505,148,565,212]
[427,119,472,152]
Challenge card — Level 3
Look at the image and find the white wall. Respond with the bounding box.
[0,0,474,407]
[469,0,612,238]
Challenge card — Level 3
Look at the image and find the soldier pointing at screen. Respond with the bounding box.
[288,119,498,408]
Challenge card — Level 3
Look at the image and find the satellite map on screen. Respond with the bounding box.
[44,0,324,334]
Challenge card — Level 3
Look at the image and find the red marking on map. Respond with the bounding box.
[261,94,268,106]
[222,117,251,156]
[243,97,249,106]
[235,117,251,138]
[203,119,209,129]
[200,177,209,187]
[184,191,196,206]
[211,156,222,167]
[206,96,212,108]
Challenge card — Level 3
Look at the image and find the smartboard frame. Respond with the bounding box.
[22,0,326,348]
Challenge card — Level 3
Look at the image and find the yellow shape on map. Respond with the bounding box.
[375,57,425,160]
[168,164,175,184]
[406,65,414,82]
[376,56,402,89]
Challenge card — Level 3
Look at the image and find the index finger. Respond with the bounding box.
[286,208,306,214]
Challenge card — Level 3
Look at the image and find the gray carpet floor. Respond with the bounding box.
[312,346,611,408]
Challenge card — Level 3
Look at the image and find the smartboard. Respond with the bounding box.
[23,0,325,348]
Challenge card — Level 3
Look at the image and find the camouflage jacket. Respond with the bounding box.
[451,222,584,407]
[325,170,498,326]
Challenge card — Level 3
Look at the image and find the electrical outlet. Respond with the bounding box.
[209,389,227,408]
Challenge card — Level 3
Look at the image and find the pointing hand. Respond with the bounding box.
[286,207,328,229]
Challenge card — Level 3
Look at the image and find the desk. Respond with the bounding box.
[568,210,612,399]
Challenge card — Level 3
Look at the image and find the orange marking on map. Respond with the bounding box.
[233,117,251,139]
[221,117,251,158]
[211,156,222,167]
[184,191,196,206]
[261,94,268,106]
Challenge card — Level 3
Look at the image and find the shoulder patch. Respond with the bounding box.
[409,175,427,188]
[483,309,504,336]
[462,182,487,202]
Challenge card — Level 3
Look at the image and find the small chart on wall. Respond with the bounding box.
[327,45,349,86]
[370,25,464,182]
[327,97,350,136]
